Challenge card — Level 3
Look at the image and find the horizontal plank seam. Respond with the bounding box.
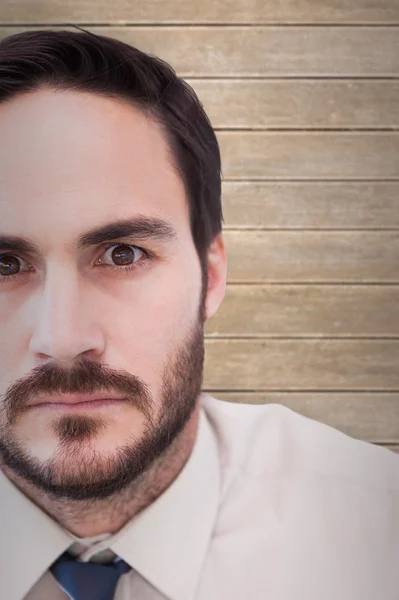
[377,443,399,446]
[173,76,399,81]
[222,228,399,232]
[205,335,399,339]
[218,132,399,136]
[217,128,399,134]
[187,76,399,81]
[204,389,399,394]
[223,282,399,286]
[223,282,399,288]
[2,23,399,28]
[206,389,399,394]
[222,178,399,182]
[204,335,399,340]
[166,76,399,81]
[223,178,399,182]
[186,77,399,82]
[228,277,399,287]
[203,388,399,394]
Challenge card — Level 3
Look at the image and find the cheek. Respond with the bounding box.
[107,285,195,350]
[100,253,201,341]
[100,271,200,381]
[0,305,30,384]
[0,344,22,404]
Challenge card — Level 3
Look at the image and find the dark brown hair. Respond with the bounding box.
[0,28,223,279]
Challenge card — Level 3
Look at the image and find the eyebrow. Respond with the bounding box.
[78,216,177,249]
[0,216,177,256]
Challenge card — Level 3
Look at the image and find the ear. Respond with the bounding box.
[205,233,227,321]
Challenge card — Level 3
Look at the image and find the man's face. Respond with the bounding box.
[0,89,215,500]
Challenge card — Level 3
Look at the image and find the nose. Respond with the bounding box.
[29,264,105,363]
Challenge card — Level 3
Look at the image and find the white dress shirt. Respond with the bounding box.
[1,392,399,600]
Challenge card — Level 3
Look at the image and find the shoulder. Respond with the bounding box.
[200,393,399,492]
[199,394,399,598]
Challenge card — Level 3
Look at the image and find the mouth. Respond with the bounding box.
[28,395,128,410]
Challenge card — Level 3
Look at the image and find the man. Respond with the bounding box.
[0,29,398,600]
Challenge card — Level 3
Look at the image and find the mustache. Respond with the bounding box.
[2,357,153,422]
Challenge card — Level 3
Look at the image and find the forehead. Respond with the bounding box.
[0,89,189,244]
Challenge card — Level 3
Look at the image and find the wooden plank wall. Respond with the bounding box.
[1,1,398,453]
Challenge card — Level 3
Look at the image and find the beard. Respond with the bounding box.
[0,294,206,501]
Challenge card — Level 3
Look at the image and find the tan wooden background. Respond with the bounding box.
[1,1,398,453]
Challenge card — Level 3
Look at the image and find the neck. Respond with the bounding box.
[1,404,200,538]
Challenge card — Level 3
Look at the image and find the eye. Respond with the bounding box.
[0,254,31,278]
[98,244,145,268]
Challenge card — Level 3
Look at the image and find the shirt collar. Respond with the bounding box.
[0,397,221,600]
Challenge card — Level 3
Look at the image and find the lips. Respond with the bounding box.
[29,394,127,407]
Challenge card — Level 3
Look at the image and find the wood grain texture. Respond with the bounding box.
[221,182,399,229]
[203,339,399,390]
[208,392,399,442]
[223,231,399,283]
[205,285,399,337]
[2,0,399,24]
[217,132,399,180]
[1,27,398,77]
[188,80,399,129]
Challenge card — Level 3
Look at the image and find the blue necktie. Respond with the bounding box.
[50,550,132,600]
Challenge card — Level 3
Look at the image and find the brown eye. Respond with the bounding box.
[0,255,23,277]
[100,244,144,267]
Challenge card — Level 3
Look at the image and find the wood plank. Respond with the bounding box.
[205,285,399,337]
[223,231,399,283]
[188,80,399,129]
[382,444,399,453]
[217,132,399,180]
[1,27,398,77]
[203,339,399,390]
[206,392,399,442]
[221,182,399,229]
[2,0,399,24]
